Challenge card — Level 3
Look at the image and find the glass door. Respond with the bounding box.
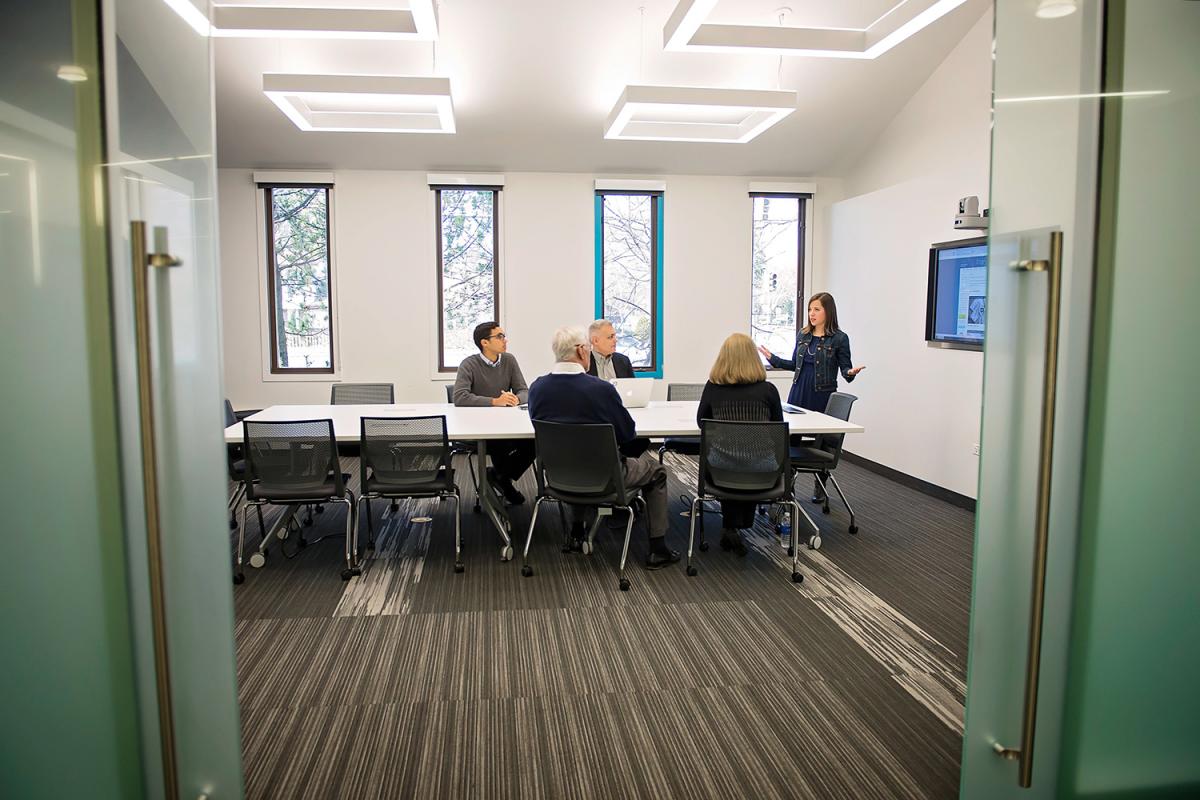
[101,0,242,797]
[961,1,1106,797]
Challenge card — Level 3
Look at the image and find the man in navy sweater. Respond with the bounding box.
[528,326,679,570]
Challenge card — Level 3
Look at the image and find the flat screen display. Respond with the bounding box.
[926,237,987,350]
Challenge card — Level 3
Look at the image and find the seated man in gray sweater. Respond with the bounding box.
[452,321,535,504]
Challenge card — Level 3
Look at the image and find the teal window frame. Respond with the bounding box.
[594,190,664,378]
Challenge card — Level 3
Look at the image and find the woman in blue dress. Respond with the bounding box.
[758,292,865,500]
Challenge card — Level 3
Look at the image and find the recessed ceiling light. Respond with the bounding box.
[605,85,796,144]
[162,1,438,39]
[263,74,455,134]
[664,0,970,59]
[56,65,88,83]
[1035,0,1078,19]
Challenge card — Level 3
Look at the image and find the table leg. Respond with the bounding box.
[476,440,514,561]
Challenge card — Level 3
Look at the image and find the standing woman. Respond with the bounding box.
[757,292,865,498]
[697,333,783,556]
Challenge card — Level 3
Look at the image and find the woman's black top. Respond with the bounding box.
[696,380,783,424]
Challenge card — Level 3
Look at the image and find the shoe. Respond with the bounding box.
[644,548,681,570]
[562,523,586,553]
[719,530,748,557]
[487,467,525,505]
[811,478,827,504]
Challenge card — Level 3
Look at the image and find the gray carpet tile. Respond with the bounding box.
[230,450,973,799]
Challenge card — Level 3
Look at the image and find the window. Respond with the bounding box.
[436,187,499,372]
[596,191,662,374]
[265,185,334,373]
[750,193,807,360]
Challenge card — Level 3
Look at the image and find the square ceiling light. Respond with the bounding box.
[263,74,455,134]
[664,0,969,59]
[604,85,796,143]
[164,1,438,39]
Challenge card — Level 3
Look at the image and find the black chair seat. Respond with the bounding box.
[229,458,246,479]
[366,467,455,497]
[253,472,351,502]
[789,446,836,466]
[703,475,788,504]
[544,486,635,508]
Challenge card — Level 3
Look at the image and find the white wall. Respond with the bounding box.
[826,8,993,498]
[218,169,843,409]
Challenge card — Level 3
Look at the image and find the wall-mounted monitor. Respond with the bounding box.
[926,236,987,351]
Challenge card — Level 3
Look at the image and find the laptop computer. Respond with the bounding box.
[609,377,653,408]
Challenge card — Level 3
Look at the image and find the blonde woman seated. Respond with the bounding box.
[696,333,784,556]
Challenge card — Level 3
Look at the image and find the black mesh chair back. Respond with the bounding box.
[532,421,627,504]
[444,384,454,402]
[360,416,451,491]
[699,420,790,495]
[710,399,772,422]
[331,382,395,405]
[666,383,705,401]
[817,392,857,468]
[243,419,344,501]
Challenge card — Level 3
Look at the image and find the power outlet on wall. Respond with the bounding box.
[972,443,980,456]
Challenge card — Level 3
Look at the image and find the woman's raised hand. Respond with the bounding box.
[757,345,774,361]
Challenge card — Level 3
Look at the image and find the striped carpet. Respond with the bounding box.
[232,453,975,799]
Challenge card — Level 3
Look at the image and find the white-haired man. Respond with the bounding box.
[585,319,634,381]
[527,326,679,569]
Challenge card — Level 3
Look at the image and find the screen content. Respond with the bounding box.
[930,242,987,344]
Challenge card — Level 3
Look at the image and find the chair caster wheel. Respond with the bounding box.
[619,578,631,592]
[233,572,245,585]
[686,565,698,577]
[229,518,238,530]
[822,505,830,515]
[791,572,804,583]
[581,541,593,555]
[315,505,324,514]
[698,541,709,552]
[340,566,361,581]
[472,503,481,514]
[848,524,859,535]
[808,536,821,550]
[249,552,266,569]
[500,545,513,561]
[787,545,795,557]
[521,565,533,577]
[390,501,398,511]
[454,563,465,574]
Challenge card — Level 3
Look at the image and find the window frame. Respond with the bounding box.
[263,183,336,375]
[750,191,809,370]
[594,189,664,377]
[434,184,502,374]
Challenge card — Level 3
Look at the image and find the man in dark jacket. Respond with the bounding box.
[584,319,635,380]
[528,326,679,570]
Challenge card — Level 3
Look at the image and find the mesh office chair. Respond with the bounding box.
[658,382,705,462]
[330,382,395,405]
[224,399,264,534]
[444,384,483,512]
[521,421,646,592]
[789,392,859,540]
[237,419,359,583]
[690,420,814,583]
[359,416,463,572]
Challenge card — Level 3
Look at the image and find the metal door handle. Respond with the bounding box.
[993,229,1064,787]
[130,219,182,798]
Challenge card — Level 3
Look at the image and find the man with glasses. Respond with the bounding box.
[585,319,634,380]
[452,321,534,504]
[527,326,679,570]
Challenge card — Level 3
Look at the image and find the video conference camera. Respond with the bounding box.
[954,195,989,230]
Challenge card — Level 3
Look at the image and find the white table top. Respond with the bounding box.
[224,401,864,443]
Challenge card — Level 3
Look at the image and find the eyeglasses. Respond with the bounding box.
[487,333,507,340]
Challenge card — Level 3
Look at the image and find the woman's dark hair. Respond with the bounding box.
[802,292,840,335]
[472,321,500,351]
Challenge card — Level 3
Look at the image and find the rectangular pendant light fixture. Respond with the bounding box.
[664,0,970,59]
[263,74,455,134]
[164,1,438,39]
[604,85,796,144]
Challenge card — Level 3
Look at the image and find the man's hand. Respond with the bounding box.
[491,391,520,407]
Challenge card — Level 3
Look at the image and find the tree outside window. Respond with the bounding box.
[267,186,333,373]
[751,195,805,359]
[598,192,659,370]
[437,188,498,371]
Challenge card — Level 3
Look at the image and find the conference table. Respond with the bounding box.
[224,400,865,560]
